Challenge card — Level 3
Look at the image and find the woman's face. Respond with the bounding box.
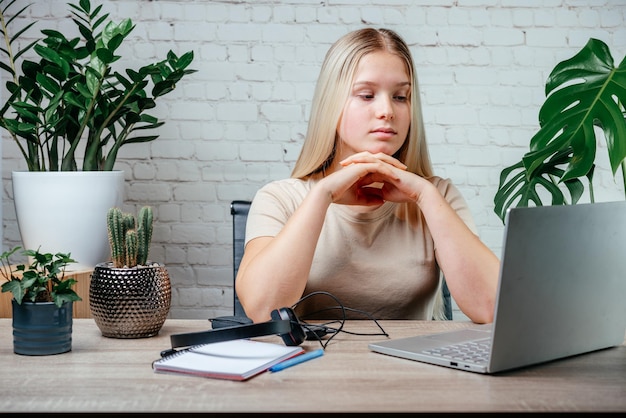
[336,50,411,160]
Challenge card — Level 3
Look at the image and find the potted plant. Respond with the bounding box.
[89,206,171,339]
[0,0,196,269]
[493,38,626,222]
[0,246,81,355]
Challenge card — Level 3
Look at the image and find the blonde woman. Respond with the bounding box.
[236,28,499,324]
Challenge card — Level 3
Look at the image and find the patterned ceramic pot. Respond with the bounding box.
[89,262,171,338]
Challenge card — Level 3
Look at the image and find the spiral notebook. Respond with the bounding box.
[153,339,304,381]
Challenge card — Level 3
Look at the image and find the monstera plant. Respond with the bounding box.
[494,38,626,222]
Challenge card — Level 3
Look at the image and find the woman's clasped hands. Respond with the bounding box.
[322,151,424,206]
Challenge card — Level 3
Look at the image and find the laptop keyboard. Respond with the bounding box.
[423,338,491,365]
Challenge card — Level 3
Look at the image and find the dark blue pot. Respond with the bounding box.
[11,299,73,355]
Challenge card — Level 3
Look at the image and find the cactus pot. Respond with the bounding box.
[89,262,171,338]
[11,300,73,355]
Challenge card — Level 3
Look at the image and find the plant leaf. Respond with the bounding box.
[494,149,586,222]
[526,38,626,181]
[494,39,626,222]
[1,280,25,304]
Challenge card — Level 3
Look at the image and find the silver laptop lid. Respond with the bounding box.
[488,200,626,372]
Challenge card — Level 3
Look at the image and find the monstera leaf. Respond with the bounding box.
[494,38,626,222]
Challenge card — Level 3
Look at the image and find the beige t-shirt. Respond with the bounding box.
[246,177,477,320]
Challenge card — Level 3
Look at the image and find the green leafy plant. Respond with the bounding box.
[493,38,626,222]
[0,246,81,307]
[0,0,196,171]
[107,206,154,268]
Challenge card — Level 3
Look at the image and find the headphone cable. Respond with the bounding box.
[292,291,389,349]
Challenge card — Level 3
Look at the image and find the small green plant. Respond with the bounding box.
[0,246,81,307]
[107,206,154,268]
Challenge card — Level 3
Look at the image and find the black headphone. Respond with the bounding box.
[168,307,309,352]
[163,292,389,357]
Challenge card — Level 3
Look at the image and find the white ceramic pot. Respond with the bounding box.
[12,171,124,270]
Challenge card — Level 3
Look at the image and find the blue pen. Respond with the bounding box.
[268,348,324,373]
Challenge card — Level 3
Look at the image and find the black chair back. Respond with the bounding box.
[231,200,251,318]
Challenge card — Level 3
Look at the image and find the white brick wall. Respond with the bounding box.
[2,0,625,320]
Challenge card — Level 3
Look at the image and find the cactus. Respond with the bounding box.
[107,208,125,267]
[125,230,138,267]
[137,206,153,266]
[106,206,154,268]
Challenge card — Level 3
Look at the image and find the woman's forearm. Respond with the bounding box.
[417,184,500,323]
[236,184,333,322]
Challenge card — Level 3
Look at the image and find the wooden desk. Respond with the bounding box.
[1,319,624,413]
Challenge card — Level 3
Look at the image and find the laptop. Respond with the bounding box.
[369,201,626,374]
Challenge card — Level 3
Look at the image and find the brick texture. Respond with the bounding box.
[2,0,625,320]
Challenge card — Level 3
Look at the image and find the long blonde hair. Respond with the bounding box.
[291,27,434,180]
